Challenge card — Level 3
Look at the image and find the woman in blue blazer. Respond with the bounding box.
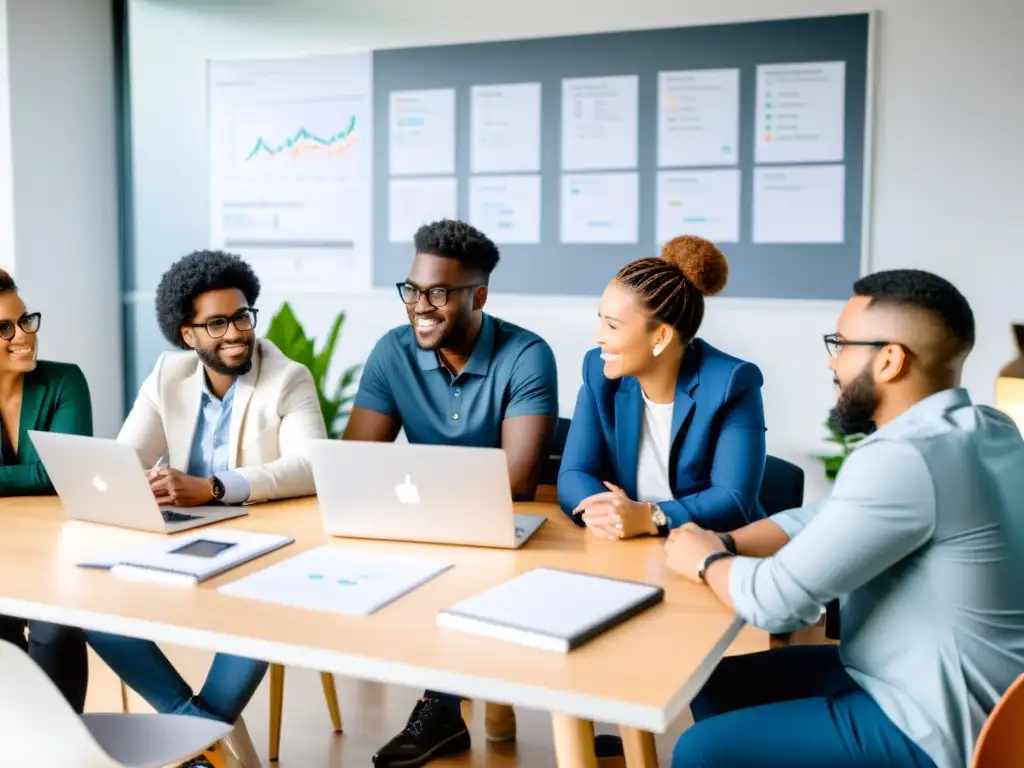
[558,236,767,539]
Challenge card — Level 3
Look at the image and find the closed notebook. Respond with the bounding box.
[437,567,664,652]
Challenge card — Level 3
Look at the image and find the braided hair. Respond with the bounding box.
[615,236,729,340]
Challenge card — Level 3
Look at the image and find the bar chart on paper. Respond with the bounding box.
[208,54,373,290]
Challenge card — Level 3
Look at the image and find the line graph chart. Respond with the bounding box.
[208,54,373,291]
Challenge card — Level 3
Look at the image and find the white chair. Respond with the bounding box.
[0,638,233,767]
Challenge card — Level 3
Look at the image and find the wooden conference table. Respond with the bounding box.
[0,494,747,768]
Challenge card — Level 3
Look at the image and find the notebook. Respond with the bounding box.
[78,530,294,587]
[437,567,664,652]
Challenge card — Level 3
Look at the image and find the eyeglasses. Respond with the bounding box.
[823,333,893,358]
[190,308,258,338]
[396,283,481,308]
[0,312,41,341]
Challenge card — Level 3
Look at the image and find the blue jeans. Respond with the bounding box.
[673,645,936,767]
[87,631,267,724]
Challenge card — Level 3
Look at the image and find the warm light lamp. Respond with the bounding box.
[995,324,1024,433]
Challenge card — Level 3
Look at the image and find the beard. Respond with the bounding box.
[196,342,253,377]
[828,366,879,437]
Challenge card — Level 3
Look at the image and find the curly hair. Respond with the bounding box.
[155,250,260,349]
[413,219,500,278]
[615,235,729,340]
[853,269,975,350]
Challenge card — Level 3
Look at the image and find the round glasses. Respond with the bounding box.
[190,308,258,338]
[0,312,41,341]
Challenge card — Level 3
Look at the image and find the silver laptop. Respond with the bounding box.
[28,431,248,534]
[309,440,546,549]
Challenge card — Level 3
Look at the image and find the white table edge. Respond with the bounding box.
[0,597,744,732]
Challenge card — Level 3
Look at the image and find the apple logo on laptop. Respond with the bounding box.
[92,476,108,493]
[394,475,420,505]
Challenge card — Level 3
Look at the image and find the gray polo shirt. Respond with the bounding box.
[353,313,558,446]
[729,388,1024,768]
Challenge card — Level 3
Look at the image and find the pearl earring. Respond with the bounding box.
[653,346,663,357]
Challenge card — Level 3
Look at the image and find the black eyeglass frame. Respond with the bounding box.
[189,308,259,338]
[823,333,900,358]
[395,282,483,308]
[0,312,41,341]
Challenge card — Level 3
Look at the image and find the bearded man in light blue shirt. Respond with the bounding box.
[666,269,1024,768]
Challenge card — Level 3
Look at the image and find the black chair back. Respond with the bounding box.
[539,417,572,486]
[758,454,805,516]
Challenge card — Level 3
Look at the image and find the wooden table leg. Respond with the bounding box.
[619,726,659,767]
[551,713,597,768]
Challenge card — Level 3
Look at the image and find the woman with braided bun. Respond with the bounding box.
[557,235,768,540]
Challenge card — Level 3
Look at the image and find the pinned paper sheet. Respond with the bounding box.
[218,546,452,615]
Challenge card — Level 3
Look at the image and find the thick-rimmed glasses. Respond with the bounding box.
[396,283,481,308]
[190,308,258,338]
[823,333,893,358]
[0,312,41,341]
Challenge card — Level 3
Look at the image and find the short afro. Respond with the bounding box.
[155,250,260,349]
[413,219,500,278]
[853,269,975,349]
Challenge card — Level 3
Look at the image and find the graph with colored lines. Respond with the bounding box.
[208,52,374,291]
[245,116,359,162]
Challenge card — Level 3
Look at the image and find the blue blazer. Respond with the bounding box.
[557,339,767,532]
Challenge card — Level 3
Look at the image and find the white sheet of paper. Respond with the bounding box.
[207,53,373,292]
[389,177,458,243]
[469,175,541,244]
[755,61,846,164]
[656,169,741,245]
[657,69,740,168]
[471,83,541,174]
[753,164,845,244]
[561,172,638,244]
[389,89,456,176]
[561,75,638,171]
[218,546,452,616]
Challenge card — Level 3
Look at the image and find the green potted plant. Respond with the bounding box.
[819,420,866,482]
[264,302,361,439]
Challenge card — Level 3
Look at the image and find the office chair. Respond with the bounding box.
[539,416,571,486]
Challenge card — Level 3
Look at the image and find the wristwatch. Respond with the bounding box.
[697,550,735,583]
[649,502,669,536]
[210,476,226,502]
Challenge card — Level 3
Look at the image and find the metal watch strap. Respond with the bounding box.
[697,550,735,583]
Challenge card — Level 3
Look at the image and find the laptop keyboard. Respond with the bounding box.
[161,510,200,523]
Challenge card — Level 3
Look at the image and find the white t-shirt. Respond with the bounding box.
[635,390,675,503]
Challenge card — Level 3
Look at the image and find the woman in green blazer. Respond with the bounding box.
[0,269,92,713]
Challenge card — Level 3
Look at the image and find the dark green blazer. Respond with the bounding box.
[0,361,92,496]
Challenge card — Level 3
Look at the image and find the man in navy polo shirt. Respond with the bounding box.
[344,218,558,767]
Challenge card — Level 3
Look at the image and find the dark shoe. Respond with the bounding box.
[373,697,471,767]
[595,733,624,758]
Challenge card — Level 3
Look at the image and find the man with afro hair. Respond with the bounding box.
[88,249,326,767]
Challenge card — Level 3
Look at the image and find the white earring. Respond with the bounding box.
[653,346,663,357]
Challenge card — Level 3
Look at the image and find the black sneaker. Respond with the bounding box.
[373,697,471,767]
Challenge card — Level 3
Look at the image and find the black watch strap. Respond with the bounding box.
[211,476,225,501]
[719,532,737,554]
[697,550,735,583]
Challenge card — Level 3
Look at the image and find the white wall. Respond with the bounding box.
[128,0,1024,502]
[3,0,123,437]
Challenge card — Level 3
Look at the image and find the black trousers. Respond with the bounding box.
[0,615,88,713]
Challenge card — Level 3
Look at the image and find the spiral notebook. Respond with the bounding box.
[437,567,664,652]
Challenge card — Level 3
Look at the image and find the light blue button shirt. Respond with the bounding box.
[186,377,250,505]
[728,388,1024,768]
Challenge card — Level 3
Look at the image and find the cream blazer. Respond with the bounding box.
[117,339,326,503]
